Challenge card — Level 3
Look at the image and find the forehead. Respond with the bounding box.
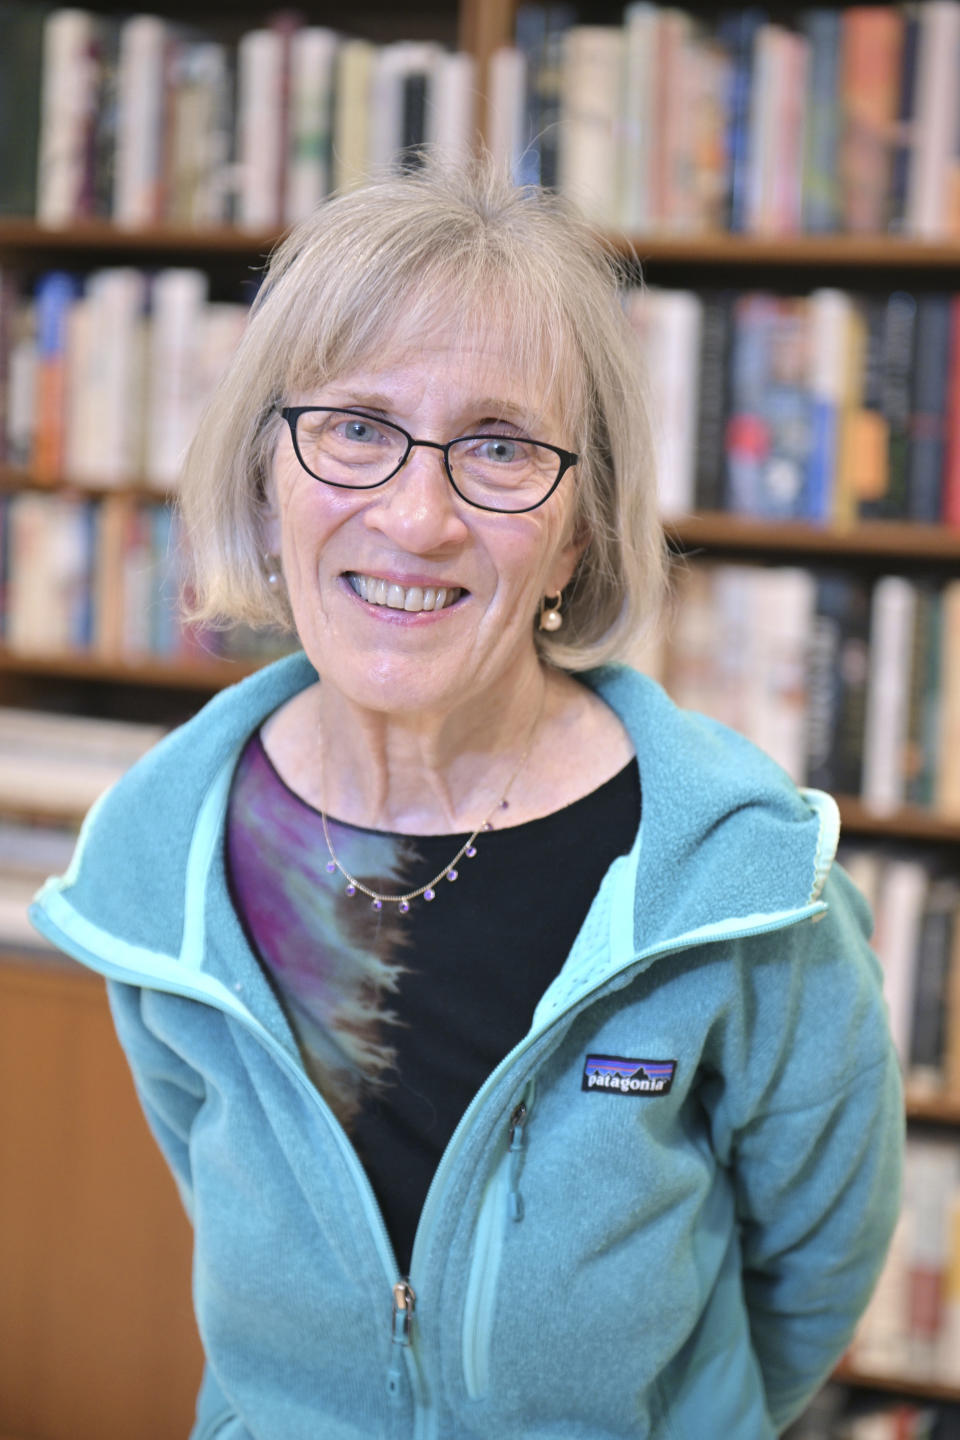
[310,309,576,437]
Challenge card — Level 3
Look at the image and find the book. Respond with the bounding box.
[622,4,657,228]
[145,269,210,490]
[943,296,960,527]
[750,566,816,781]
[861,574,917,815]
[806,287,851,522]
[654,9,698,233]
[840,6,904,233]
[904,584,943,808]
[804,570,872,795]
[801,10,842,233]
[426,51,476,165]
[888,3,920,233]
[332,39,375,193]
[559,25,624,228]
[878,290,918,520]
[113,14,168,227]
[0,704,164,817]
[936,580,960,819]
[625,286,702,518]
[5,493,93,654]
[36,8,98,225]
[907,294,952,521]
[873,854,929,1064]
[0,2,48,217]
[236,27,285,229]
[725,294,813,519]
[692,291,733,511]
[905,0,960,238]
[487,46,527,183]
[32,270,76,483]
[717,8,766,233]
[909,878,959,1091]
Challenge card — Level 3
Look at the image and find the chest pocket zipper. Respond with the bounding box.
[461,1089,533,1400]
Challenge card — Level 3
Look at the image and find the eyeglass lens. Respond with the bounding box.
[292,409,562,513]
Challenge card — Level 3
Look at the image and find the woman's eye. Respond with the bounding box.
[339,419,380,443]
[477,437,520,463]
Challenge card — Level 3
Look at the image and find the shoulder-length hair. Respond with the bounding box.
[179,153,666,671]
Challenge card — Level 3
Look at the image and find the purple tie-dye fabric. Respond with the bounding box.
[226,730,416,1123]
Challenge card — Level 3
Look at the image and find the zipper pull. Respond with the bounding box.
[387,1279,417,1401]
[507,1101,528,1222]
[392,1279,416,1343]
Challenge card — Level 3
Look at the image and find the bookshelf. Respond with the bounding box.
[2,1,960,1436]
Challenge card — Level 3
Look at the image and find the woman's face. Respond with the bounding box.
[267,318,583,720]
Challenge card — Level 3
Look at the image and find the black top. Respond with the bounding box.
[226,730,640,1275]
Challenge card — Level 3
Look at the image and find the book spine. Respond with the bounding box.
[905,0,960,238]
[559,26,624,228]
[907,293,953,520]
[36,9,97,225]
[693,291,733,511]
[861,574,917,815]
[801,9,842,233]
[113,15,168,227]
[840,5,904,233]
[942,296,960,527]
[236,28,285,230]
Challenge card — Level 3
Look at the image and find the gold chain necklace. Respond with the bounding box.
[319,693,544,914]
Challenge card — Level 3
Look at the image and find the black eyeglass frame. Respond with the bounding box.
[278,406,579,515]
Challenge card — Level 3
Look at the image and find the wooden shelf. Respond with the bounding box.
[618,231,960,269]
[0,218,278,258]
[837,1360,960,1404]
[0,465,174,500]
[905,1091,960,1124]
[0,646,263,690]
[2,220,960,271]
[836,797,960,843]
[668,514,960,561]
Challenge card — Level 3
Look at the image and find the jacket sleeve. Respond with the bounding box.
[107,979,206,1220]
[707,865,905,1432]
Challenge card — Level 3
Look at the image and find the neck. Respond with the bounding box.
[316,664,552,834]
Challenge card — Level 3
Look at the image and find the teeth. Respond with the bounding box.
[349,574,459,612]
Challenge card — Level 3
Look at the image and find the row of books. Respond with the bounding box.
[496,2,960,238]
[841,843,960,1095]
[0,490,285,666]
[0,267,249,486]
[627,285,960,525]
[661,564,960,818]
[850,1134,960,1391]
[790,1388,960,1438]
[1,8,474,230]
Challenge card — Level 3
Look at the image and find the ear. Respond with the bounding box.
[260,468,283,557]
[547,520,590,595]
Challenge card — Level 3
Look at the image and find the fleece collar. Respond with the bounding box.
[33,654,837,990]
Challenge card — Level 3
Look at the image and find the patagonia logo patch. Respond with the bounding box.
[582,1054,676,1096]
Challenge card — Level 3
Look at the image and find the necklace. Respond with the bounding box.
[319,694,544,914]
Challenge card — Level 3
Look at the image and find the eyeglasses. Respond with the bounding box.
[278,406,579,514]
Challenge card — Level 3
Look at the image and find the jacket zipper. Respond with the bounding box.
[460,1086,535,1400]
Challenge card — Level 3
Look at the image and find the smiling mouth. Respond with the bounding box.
[346,573,464,612]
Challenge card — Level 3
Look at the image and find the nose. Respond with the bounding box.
[363,441,470,551]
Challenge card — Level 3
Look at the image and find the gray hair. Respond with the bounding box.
[179,153,666,671]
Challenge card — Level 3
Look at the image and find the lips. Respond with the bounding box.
[346,572,464,612]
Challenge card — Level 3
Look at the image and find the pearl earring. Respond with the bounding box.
[263,553,283,589]
[539,592,563,632]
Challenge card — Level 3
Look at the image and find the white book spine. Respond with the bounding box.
[113,15,168,227]
[753,567,816,780]
[807,288,851,400]
[285,27,338,224]
[36,8,96,225]
[93,269,147,482]
[906,0,960,238]
[63,294,93,479]
[862,575,917,815]
[427,51,476,164]
[635,288,703,518]
[621,4,658,233]
[874,857,930,1066]
[236,28,285,230]
[146,268,210,489]
[332,39,375,193]
[559,26,624,229]
[486,47,527,183]
[745,24,779,233]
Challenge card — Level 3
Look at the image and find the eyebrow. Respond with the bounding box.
[323,392,538,429]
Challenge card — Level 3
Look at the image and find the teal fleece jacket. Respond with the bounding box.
[30,656,903,1440]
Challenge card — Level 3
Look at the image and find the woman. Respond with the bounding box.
[31,158,902,1440]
